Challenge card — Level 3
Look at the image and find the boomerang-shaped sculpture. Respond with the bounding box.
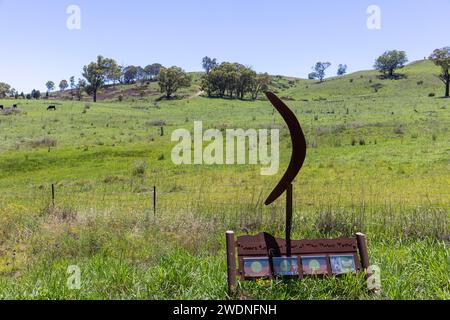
[264,92,307,256]
[264,92,307,205]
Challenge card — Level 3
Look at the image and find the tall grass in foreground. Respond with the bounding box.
[0,191,448,299]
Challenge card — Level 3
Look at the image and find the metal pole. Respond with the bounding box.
[356,233,370,273]
[286,184,293,257]
[51,184,55,207]
[153,186,156,218]
[226,231,237,296]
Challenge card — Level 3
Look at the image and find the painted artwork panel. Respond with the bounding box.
[330,255,357,274]
[243,257,271,278]
[273,257,299,277]
[301,256,328,275]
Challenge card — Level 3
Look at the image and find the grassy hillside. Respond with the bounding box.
[49,72,204,102]
[0,60,448,299]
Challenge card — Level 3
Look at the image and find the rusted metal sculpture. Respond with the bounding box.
[226,93,371,295]
[264,92,307,257]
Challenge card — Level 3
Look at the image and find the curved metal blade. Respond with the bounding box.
[264,92,307,205]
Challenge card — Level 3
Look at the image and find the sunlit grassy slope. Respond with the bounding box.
[0,60,448,299]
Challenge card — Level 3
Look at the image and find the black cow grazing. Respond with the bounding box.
[0,105,3,110]
[12,104,17,109]
[47,105,56,111]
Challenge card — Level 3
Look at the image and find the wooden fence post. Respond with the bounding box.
[226,231,237,296]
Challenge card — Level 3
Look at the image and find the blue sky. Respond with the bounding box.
[0,0,449,92]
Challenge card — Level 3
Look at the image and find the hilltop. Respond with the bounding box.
[44,60,445,104]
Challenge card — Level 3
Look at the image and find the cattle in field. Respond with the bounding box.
[47,105,56,111]
[0,105,3,110]
[12,104,17,109]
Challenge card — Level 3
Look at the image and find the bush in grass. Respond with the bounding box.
[394,123,405,135]
[132,160,147,177]
[30,137,57,148]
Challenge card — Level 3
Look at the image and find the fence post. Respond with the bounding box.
[153,186,157,218]
[51,184,55,207]
[226,231,237,296]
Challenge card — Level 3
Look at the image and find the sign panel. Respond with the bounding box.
[243,257,271,278]
[273,257,299,277]
[330,255,357,274]
[301,256,328,275]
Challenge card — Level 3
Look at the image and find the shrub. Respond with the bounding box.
[146,120,167,127]
[132,160,147,177]
[428,93,435,97]
[30,137,57,148]
[394,124,405,135]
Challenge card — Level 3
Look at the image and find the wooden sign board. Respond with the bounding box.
[226,232,371,293]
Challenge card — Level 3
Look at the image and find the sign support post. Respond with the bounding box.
[286,184,293,257]
[226,231,237,295]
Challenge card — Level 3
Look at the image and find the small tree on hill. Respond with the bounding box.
[70,76,76,99]
[122,65,139,84]
[59,80,68,92]
[31,89,41,99]
[311,62,331,82]
[374,50,408,78]
[337,64,348,76]
[429,47,450,98]
[158,66,192,99]
[250,73,271,100]
[104,59,122,85]
[0,82,11,98]
[144,63,163,81]
[46,81,55,97]
[82,56,110,102]
[75,78,86,101]
[202,57,218,74]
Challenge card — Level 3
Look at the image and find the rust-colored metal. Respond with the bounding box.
[233,232,361,280]
[226,231,237,295]
[356,233,371,274]
[264,93,307,206]
[264,92,307,256]
[286,184,293,257]
[237,233,358,256]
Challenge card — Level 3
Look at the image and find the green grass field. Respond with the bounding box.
[0,60,448,300]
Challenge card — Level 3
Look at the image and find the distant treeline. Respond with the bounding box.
[1,47,449,101]
[200,57,271,101]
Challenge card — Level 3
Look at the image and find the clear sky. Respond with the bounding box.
[0,0,449,92]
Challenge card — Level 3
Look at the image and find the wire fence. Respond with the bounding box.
[0,179,448,241]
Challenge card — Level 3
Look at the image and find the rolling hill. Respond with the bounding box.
[0,59,448,300]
